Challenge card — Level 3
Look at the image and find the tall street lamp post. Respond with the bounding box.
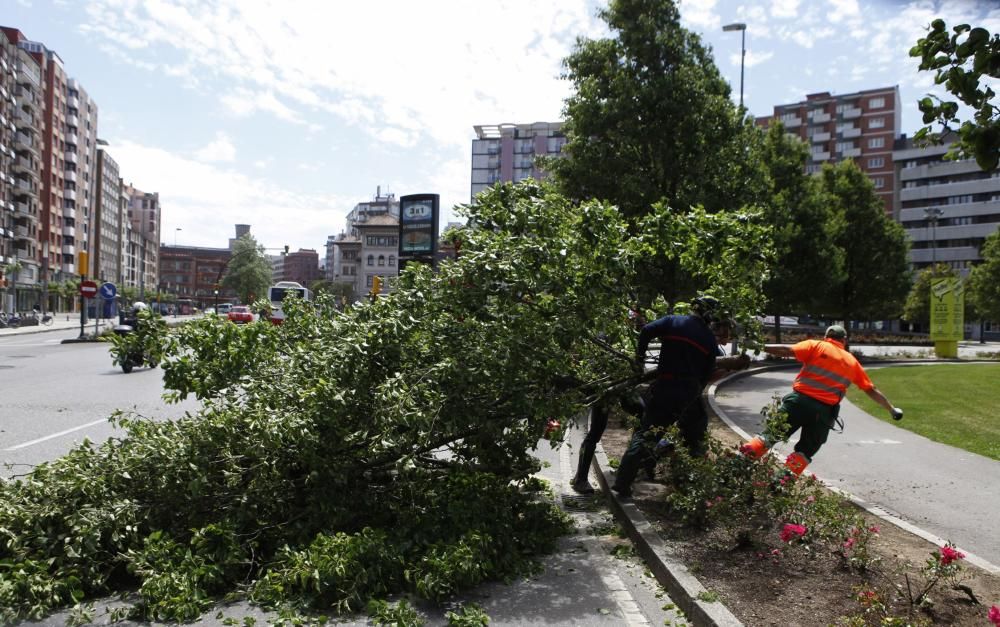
[174,227,181,247]
[924,207,943,272]
[722,22,747,110]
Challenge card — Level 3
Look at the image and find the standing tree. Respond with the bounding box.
[911,20,1000,171]
[968,229,1000,323]
[759,123,844,341]
[818,161,911,325]
[222,234,273,305]
[901,263,976,329]
[548,0,769,305]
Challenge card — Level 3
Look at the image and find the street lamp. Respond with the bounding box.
[924,207,943,272]
[722,22,747,110]
[174,227,182,247]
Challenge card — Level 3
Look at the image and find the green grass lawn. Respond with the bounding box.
[845,363,1000,461]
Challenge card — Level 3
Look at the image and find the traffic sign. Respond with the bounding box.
[80,280,98,298]
[99,282,117,301]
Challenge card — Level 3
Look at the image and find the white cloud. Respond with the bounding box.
[826,0,860,23]
[770,0,800,19]
[680,0,721,29]
[194,132,236,163]
[732,49,775,68]
[110,139,355,250]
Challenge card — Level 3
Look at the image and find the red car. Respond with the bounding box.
[227,305,254,324]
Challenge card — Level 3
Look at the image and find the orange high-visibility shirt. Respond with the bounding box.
[790,338,874,405]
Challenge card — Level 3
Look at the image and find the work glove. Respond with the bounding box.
[890,407,904,421]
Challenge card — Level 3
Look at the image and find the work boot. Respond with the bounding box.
[783,451,810,476]
[572,441,597,494]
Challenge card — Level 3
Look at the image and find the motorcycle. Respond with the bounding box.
[108,306,165,373]
[111,323,159,373]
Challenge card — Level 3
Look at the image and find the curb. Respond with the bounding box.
[592,444,743,627]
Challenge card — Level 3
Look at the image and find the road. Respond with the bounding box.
[712,365,1000,570]
[1,328,680,626]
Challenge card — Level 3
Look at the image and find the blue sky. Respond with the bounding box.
[5,0,999,253]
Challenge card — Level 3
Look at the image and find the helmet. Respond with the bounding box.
[132,301,148,313]
[691,295,722,323]
[825,324,847,340]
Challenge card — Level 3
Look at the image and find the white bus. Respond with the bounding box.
[267,281,312,325]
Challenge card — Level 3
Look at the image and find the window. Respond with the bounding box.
[948,195,973,205]
[835,142,854,153]
[389,255,395,266]
[367,254,374,266]
[805,164,822,174]
[378,255,385,266]
[873,177,885,189]
[869,117,885,129]
[868,157,885,168]
[869,97,885,108]
[868,137,885,149]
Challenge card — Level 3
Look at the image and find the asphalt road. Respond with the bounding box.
[713,365,1000,570]
[2,326,679,626]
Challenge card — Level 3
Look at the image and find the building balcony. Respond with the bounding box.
[898,159,981,181]
[65,170,77,183]
[14,178,36,196]
[15,108,38,132]
[61,262,76,274]
[14,224,30,240]
[64,150,77,164]
[11,155,36,174]
[63,188,76,201]
[14,131,33,150]
[62,243,75,256]
[66,114,79,128]
[62,224,75,237]
[840,127,861,138]
[810,151,831,161]
[13,86,38,109]
[62,206,76,220]
[810,111,832,123]
[14,59,40,86]
[900,177,1000,202]
[67,95,79,109]
[64,128,78,144]
[14,200,36,219]
[841,147,861,157]
[842,107,862,119]
[811,132,831,143]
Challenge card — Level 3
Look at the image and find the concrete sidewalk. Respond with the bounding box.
[0,313,199,338]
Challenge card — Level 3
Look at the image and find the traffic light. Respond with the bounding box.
[370,275,382,298]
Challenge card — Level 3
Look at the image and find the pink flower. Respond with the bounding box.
[940,545,966,566]
[780,523,807,543]
[868,525,880,534]
[988,605,1000,626]
[843,537,856,550]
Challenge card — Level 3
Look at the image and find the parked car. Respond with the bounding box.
[227,305,254,324]
[203,307,216,315]
[217,303,233,315]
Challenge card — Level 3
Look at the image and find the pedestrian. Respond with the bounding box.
[741,324,904,476]
[611,296,750,498]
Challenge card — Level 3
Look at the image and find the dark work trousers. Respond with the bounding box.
[572,402,610,485]
[779,391,841,460]
[613,378,705,494]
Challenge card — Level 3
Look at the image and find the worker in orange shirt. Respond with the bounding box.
[741,324,904,476]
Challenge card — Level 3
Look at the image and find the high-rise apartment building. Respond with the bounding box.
[470,122,566,199]
[893,133,1000,277]
[93,147,122,283]
[124,183,160,297]
[756,86,900,214]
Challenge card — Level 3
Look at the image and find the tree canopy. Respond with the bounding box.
[758,123,843,339]
[0,181,771,622]
[817,161,911,323]
[968,229,1000,322]
[901,263,974,327]
[911,19,1000,171]
[221,234,273,304]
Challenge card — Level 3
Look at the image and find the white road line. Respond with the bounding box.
[5,418,109,451]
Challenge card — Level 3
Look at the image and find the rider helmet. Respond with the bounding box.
[691,295,722,324]
[132,301,148,314]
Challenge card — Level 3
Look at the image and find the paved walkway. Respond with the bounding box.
[709,364,1000,573]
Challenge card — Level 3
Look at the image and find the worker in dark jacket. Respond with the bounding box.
[612,296,749,498]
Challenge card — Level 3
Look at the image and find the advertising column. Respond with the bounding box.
[930,277,964,358]
[397,194,439,276]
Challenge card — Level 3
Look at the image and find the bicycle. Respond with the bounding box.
[0,312,21,328]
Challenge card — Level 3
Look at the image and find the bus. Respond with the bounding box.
[267,281,312,325]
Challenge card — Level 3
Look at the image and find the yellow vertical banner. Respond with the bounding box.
[930,277,964,342]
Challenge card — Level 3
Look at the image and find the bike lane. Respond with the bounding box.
[710,366,1000,572]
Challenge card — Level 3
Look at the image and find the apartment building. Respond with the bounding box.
[894,134,1000,276]
[93,147,122,283]
[470,122,566,199]
[756,86,900,214]
[327,189,400,301]
[281,248,321,286]
[123,183,160,297]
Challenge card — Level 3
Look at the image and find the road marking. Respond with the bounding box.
[5,418,109,451]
